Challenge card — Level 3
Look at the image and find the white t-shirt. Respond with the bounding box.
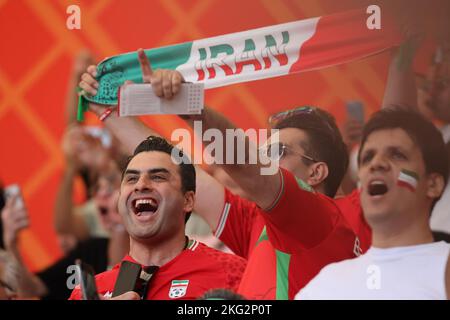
[430,125,450,233]
[295,241,449,300]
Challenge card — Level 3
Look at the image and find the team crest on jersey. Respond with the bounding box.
[169,280,189,299]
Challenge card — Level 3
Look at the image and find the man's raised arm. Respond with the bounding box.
[179,106,280,210]
[382,12,423,110]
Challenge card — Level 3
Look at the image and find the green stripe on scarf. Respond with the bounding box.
[78,42,192,120]
[93,42,192,105]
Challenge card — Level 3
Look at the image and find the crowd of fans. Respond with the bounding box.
[1,17,450,300]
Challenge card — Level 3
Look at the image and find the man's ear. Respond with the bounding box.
[307,162,329,187]
[183,191,195,213]
[426,173,445,200]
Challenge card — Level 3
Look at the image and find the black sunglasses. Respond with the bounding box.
[260,142,318,163]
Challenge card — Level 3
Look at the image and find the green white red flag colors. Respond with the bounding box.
[397,169,419,192]
[78,7,402,120]
[168,280,189,299]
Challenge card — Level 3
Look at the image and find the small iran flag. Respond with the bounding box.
[397,169,419,192]
[168,280,189,299]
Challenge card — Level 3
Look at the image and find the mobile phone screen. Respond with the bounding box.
[346,101,365,124]
[112,261,142,297]
[83,126,112,148]
[4,184,25,210]
[75,260,100,300]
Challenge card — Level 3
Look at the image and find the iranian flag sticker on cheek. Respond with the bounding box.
[397,169,419,193]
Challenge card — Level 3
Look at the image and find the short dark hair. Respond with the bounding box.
[274,107,349,197]
[359,108,449,206]
[126,136,196,223]
[198,288,246,300]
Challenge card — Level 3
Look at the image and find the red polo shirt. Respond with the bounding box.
[215,168,363,299]
[69,239,246,300]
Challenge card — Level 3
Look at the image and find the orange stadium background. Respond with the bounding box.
[0,0,445,272]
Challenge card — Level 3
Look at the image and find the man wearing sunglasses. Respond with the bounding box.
[194,104,360,300]
[78,40,416,299]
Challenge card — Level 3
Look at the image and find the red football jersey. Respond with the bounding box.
[215,168,362,300]
[335,189,371,252]
[69,239,246,300]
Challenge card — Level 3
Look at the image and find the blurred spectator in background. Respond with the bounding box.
[0,183,48,299]
[0,249,20,299]
[55,50,99,253]
[54,124,111,251]
[339,106,364,196]
[0,184,18,300]
[0,182,4,249]
[1,154,129,299]
[420,42,450,235]
[40,156,129,299]
[54,50,125,253]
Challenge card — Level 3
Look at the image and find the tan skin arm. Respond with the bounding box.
[180,107,280,209]
[382,9,424,111]
[53,161,89,240]
[1,197,47,298]
[382,44,418,110]
[54,126,109,241]
[66,50,94,126]
[55,51,95,240]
